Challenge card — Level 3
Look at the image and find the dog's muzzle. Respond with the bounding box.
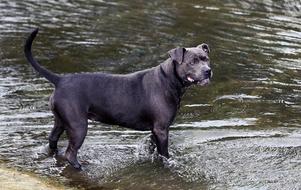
[197,68,212,86]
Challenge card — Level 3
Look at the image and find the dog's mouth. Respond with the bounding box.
[187,76,210,86]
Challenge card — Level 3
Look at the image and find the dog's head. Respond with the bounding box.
[168,43,212,86]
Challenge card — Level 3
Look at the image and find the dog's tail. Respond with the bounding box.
[24,28,60,86]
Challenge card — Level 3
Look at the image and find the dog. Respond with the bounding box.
[24,28,212,169]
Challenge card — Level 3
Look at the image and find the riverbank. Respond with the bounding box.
[0,165,75,190]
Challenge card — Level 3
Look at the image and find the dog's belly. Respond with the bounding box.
[87,110,152,131]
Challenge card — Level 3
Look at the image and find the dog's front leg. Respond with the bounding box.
[152,124,169,158]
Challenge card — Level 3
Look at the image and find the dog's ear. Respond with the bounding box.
[197,43,210,54]
[168,47,186,64]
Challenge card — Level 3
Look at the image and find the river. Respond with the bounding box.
[0,0,301,189]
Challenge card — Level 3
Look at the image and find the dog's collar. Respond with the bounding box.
[172,61,187,87]
[159,60,187,88]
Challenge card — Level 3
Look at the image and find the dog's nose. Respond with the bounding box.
[205,69,212,79]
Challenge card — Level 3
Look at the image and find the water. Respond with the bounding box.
[0,0,301,189]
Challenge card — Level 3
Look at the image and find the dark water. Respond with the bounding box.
[0,0,301,189]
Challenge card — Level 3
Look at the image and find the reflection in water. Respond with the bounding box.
[0,0,301,189]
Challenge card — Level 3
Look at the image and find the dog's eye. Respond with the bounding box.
[191,58,198,65]
[200,56,207,61]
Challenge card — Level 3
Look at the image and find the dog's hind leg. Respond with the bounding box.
[55,102,88,169]
[51,92,89,169]
[64,118,88,169]
[49,111,65,151]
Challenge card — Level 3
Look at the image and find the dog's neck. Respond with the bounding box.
[159,59,187,100]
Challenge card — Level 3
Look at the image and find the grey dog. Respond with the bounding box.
[24,28,212,169]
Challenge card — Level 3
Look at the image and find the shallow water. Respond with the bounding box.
[0,0,301,189]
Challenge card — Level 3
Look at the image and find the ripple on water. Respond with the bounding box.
[174,118,257,129]
[168,128,301,189]
[214,94,261,101]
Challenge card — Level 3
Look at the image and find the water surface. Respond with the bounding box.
[0,0,301,189]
